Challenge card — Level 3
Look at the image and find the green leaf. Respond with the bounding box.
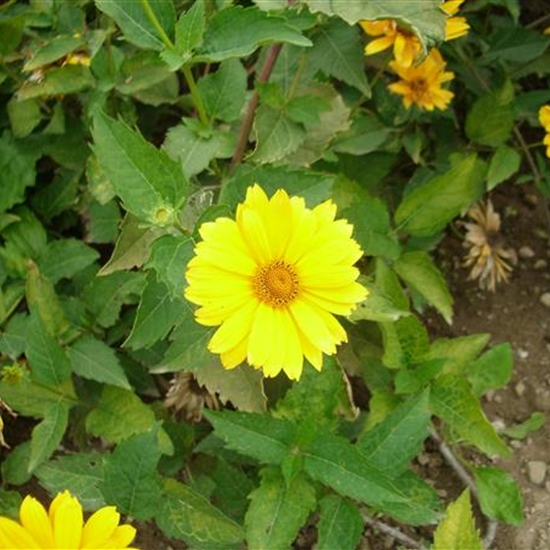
[424,334,490,376]
[357,390,430,475]
[196,59,247,123]
[484,27,550,64]
[91,111,187,226]
[23,34,86,72]
[333,113,392,155]
[251,105,306,164]
[101,429,163,520]
[83,271,145,328]
[7,98,42,138]
[86,200,121,244]
[305,0,446,47]
[18,65,94,100]
[35,454,106,511]
[395,155,487,236]
[32,170,80,222]
[393,251,453,324]
[465,84,515,147]
[379,315,429,369]
[198,6,311,62]
[474,467,523,526]
[99,214,163,275]
[68,336,131,390]
[430,374,510,457]
[85,386,157,444]
[204,410,296,465]
[26,312,72,387]
[433,490,483,550]
[29,402,70,472]
[245,468,316,550]
[308,19,369,95]
[0,490,22,519]
[0,132,37,214]
[95,0,176,51]
[2,442,32,486]
[486,145,521,190]
[467,343,513,396]
[38,239,99,283]
[157,479,244,550]
[124,275,186,350]
[317,495,363,550]
[164,0,205,67]
[502,412,545,440]
[350,283,410,323]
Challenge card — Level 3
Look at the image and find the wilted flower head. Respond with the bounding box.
[185,184,367,380]
[359,19,422,68]
[538,105,550,158]
[388,49,455,111]
[463,200,517,292]
[0,490,137,549]
[442,0,470,40]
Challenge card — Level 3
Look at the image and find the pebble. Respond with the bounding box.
[511,440,523,449]
[535,259,548,270]
[515,380,527,397]
[540,293,550,308]
[519,246,536,259]
[527,461,547,485]
[517,348,530,360]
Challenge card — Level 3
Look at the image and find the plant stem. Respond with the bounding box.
[361,511,428,550]
[181,64,209,125]
[230,43,283,170]
[140,0,174,49]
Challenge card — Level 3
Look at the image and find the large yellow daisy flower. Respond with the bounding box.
[442,0,470,40]
[539,105,550,158]
[0,490,137,549]
[359,20,422,68]
[388,49,455,111]
[185,184,367,380]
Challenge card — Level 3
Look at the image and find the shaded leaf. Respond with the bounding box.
[317,495,363,550]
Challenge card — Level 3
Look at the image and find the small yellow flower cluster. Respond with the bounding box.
[539,105,550,158]
[360,1,470,111]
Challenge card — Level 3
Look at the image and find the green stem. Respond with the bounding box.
[140,0,174,49]
[182,64,209,125]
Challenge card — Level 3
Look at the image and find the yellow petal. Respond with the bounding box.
[289,300,337,355]
[220,336,249,369]
[0,518,40,549]
[365,35,395,56]
[101,524,137,548]
[19,496,55,548]
[51,491,83,548]
[247,303,275,369]
[81,506,119,548]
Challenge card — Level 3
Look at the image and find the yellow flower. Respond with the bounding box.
[388,49,455,111]
[442,0,470,40]
[0,490,137,549]
[539,105,550,158]
[185,185,367,380]
[359,20,422,68]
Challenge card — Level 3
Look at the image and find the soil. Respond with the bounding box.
[426,182,550,550]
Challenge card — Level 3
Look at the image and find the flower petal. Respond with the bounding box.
[0,518,41,549]
[19,496,55,549]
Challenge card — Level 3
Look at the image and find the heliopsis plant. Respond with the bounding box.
[185,185,367,380]
[388,49,455,111]
[0,491,136,549]
[463,200,517,292]
[442,0,470,40]
[539,105,550,157]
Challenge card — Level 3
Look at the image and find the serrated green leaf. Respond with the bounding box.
[157,478,244,550]
[29,402,70,472]
[92,111,187,226]
[395,155,487,237]
[174,0,204,55]
[379,315,429,369]
[68,335,131,389]
[101,429,163,520]
[308,18,369,95]
[95,0,176,51]
[0,132,37,214]
[204,410,296,465]
[99,214,163,275]
[350,284,410,323]
[431,374,510,457]
[245,468,316,550]
[38,239,99,283]
[252,104,306,164]
[85,386,157,444]
[124,275,186,350]
[474,467,523,526]
[433,490,483,550]
[198,6,311,62]
[305,0,446,48]
[35,454,106,511]
[357,390,430,475]
[487,145,521,190]
[424,334,490,376]
[317,495,363,550]
[467,343,513,396]
[393,251,453,324]
[196,59,247,123]
[26,312,72,387]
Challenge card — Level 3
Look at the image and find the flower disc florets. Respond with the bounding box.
[185,184,368,380]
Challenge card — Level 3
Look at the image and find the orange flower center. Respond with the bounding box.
[252,261,300,308]
[410,77,429,98]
